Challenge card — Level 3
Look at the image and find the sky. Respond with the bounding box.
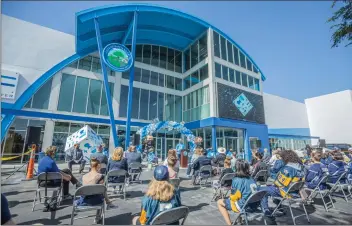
[2,1,351,103]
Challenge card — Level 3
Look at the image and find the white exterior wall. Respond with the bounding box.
[305,90,352,144]
[1,15,75,103]
[263,93,310,129]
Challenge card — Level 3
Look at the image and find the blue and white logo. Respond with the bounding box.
[1,71,19,100]
[102,43,133,72]
[233,93,253,116]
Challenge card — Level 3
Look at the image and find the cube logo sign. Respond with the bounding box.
[233,93,253,116]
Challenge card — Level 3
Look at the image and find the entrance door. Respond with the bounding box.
[156,137,164,161]
[225,137,239,155]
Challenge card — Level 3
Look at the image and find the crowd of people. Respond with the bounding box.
[2,139,352,225]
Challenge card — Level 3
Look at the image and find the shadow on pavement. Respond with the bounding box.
[105,212,134,225]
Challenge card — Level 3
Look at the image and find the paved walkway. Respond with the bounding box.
[1,165,352,225]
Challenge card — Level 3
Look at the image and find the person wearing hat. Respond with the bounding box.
[211,147,227,167]
[132,165,181,225]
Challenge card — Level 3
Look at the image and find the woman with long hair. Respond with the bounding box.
[163,149,180,168]
[186,147,202,177]
[107,147,128,192]
[132,165,181,225]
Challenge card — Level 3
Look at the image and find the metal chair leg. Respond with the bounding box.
[32,190,38,212]
[320,192,329,212]
[271,198,284,217]
[70,206,75,225]
[287,200,296,225]
[302,203,310,223]
[102,204,105,225]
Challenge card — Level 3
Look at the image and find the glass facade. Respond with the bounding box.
[69,55,114,76]
[182,86,210,122]
[183,65,208,90]
[269,137,312,151]
[184,33,208,71]
[24,78,53,109]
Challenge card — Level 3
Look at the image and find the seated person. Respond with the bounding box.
[163,149,180,171]
[125,145,142,165]
[1,194,15,225]
[328,151,347,184]
[67,143,86,174]
[250,149,258,166]
[269,151,285,180]
[212,157,234,189]
[347,161,352,185]
[76,158,115,224]
[251,152,268,182]
[186,148,202,178]
[38,146,81,211]
[217,160,259,225]
[260,150,305,220]
[192,148,212,184]
[268,148,281,166]
[167,156,179,179]
[102,143,109,157]
[90,144,108,174]
[107,147,128,191]
[132,166,181,225]
[263,148,271,164]
[212,147,226,167]
[321,151,333,165]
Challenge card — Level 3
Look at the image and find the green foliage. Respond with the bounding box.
[327,0,352,48]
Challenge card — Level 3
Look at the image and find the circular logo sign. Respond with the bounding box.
[102,43,133,72]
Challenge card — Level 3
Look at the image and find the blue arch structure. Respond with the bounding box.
[1,4,266,142]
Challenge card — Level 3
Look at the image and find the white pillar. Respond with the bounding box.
[207,28,217,117]
[42,120,55,151]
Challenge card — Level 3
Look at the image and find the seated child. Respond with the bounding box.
[212,157,234,189]
[132,166,181,225]
[260,150,305,220]
[217,160,258,225]
[328,152,347,184]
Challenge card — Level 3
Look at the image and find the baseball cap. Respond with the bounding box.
[154,165,169,181]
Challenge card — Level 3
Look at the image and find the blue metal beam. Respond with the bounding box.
[94,17,119,148]
[212,126,217,152]
[125,10,138,151]
[122,15,134,45]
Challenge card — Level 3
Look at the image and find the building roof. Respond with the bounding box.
[75,3,266,81]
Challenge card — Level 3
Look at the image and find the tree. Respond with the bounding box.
[327,0,352,48]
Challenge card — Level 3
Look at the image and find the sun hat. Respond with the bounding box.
[154,165,169,181]
[217,147,226,154]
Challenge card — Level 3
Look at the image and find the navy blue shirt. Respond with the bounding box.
[90,152,108,164]
[38,156,60,174]
[1,194,12,225]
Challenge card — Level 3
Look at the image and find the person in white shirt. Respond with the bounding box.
[268,148,281,166]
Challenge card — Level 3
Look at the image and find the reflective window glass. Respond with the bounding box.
[235,71,241,85]
[184,75,191,90]
[57,74,75,112]
[214,31,220,58]
[139,89,149,120]
[136,45,143,62]
[175,95,182,122]
[229,69,235,83]
[142,45,151,65]
[215,63,222,78]
[248,76,254,89]
[119,85,128,117]
[191,71,199,86]
[159,47,167,69]
[227,41,233,63]
[78,56,92,71]
[87,79,102,114]
[199,65,208,81]
[151,45,160,67]
[199,34,208,62]
[175,51,182,73]
[70,123,84,134]
[132,87,140,119]
[69,61,78,69]
[254,78,260,91]
[191,41,199,68]
[253,66,259,74]
[54,121,69,132]
[141,69,150,84]
[220,36,227,60]
[166,75,175,89]
[222,65,229,81]
[72,77,89,113]
[246,58,253,71]
[241,73,248,87]
[233,46,239,66]
[239,51,246,68]
[184,48,190,71]
[167,49,175,71]
[175,78,182,91]
[91,57,102,74]
[150,71,158,86]
[149,91,158,120]
[32,78,52,109]
[158,73,165,87]
[122,70,129,80]
[158,92,164,120]
[134,67,142,82]
[165,94,175,121]
[100,82,114,116]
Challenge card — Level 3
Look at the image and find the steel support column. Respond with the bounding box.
[94,17,119,147]
[212,126,217,152]
[125,11,138,150]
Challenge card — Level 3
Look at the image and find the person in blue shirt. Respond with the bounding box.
[38,146,81,211]
[90,144,108,174]
[346,148,352,161]
[328,151,347,184]
[305,150,328,189]
[321,151,333,166]
[102,143,109,157]
[217,159,259,225]
[1,194,15,225]
[107,147,128,192]
[269,154,285,180]
[175,139,185,160]
[132,165,181,225]
[192,148,212,185]
[347,161,352,185]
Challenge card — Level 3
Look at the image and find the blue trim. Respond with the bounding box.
[1,83,15,87]
[125,11,138,150]
[268,128,311,137]
[269,134,319,140]
[1,75,17,80]
[211,126,216,151]
[1,108,149,127]
[1,102,14,109]
[122,15,135,45]
[94,17,119,148]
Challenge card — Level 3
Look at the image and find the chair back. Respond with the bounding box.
[219,173,235,186]
[150,206,189,225]
[107,169,127,177]
[242,190,268,208]
[286,181,305,194]
[336,171,347,183]
[169,178,181,188]
[129,162,142,170]
[253,170,268,181]
[37,172,63,182]
[200,165,212,174]
[74,184,107,197]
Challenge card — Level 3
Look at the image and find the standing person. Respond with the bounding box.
[38,146,81,211]
[167,156,179,179]
[250,149,259,166]
[68,143,86,174]
[186,147,202,178]
[90,144,108,174]
[76,158,115,224]
[1,194,15,225]
[132,166,181,225]
[107,147,128,192]
[305,144,312,158]
[175,139,185,160]
[268,148,281,166]
[217,160,259,225]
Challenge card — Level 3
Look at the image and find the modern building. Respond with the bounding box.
[2,4,339,164]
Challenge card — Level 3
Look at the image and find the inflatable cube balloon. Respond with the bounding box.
[64,125,103,161]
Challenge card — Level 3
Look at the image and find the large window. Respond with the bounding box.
[183,86,210,122]
[183,65,208,90]
[25,78,53,109]
[69,56,114,76]
[57,74,114,115]
[184,33,208,72]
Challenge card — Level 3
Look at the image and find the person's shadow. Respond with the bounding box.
[104,212,134,225]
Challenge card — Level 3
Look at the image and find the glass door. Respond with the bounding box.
[156,137,164,160]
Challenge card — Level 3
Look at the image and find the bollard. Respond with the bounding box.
[26,145,36,180]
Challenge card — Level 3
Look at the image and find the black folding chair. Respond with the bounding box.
[327,172,352,202]
[105,169,128,200]
[271,181,310,225]
[128,162,142,184]
[32,172,63,211]
[70,185,106,225]
[231,190,268,225]
[195,165,212,188]
[252,170,269,185]
[211,173,235,202]
[150,206,189,225]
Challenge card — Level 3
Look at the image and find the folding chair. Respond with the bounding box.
[211,173,235,202]
[231,190,268,225]
[105,169,128,200]
[271,181,310,225]
[32,172,63,212]
[70,185,106,225]
[195,165,212,188]
[252,170,269,186]
[303,175,335,212]
[150,206,189,225]
[327,172,352,202]
[169,178,181,189]
[128,162,142,184]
